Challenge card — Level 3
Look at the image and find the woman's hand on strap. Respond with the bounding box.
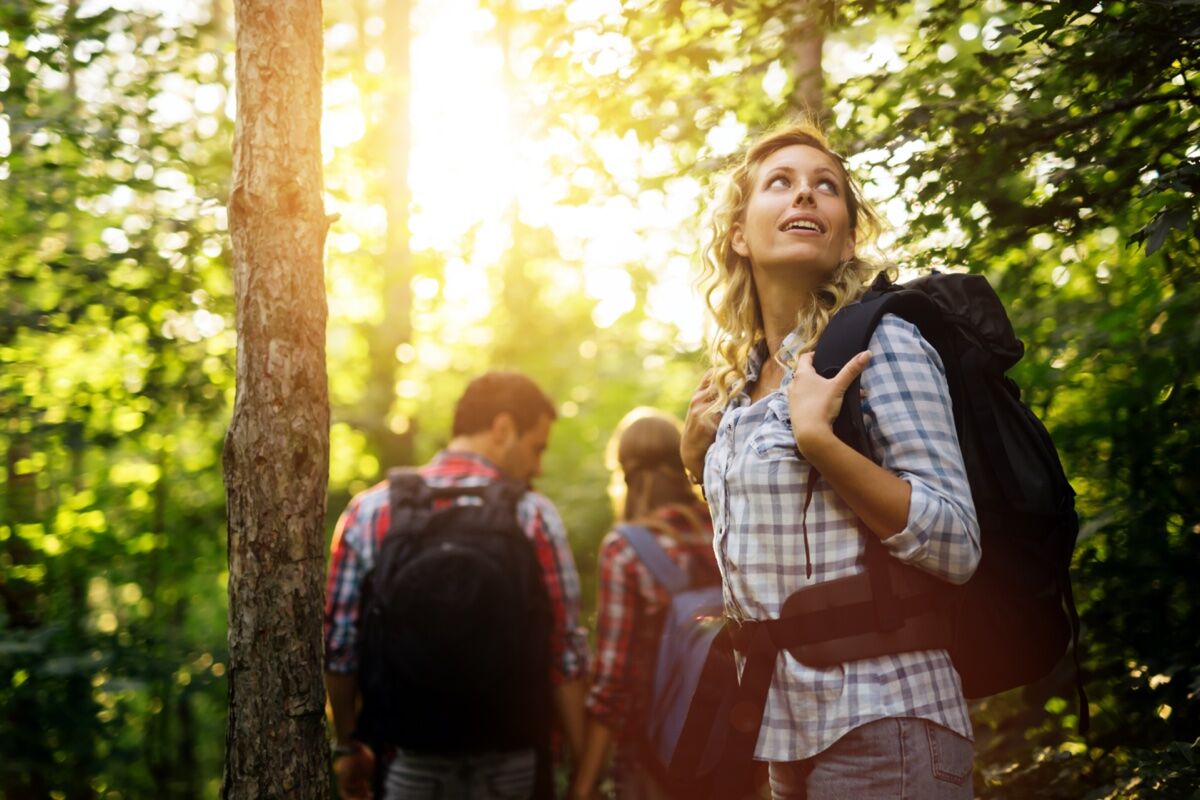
[787,350,871,456]
[681,370,720,485]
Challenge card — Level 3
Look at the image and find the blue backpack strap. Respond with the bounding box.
[616,525,689,596]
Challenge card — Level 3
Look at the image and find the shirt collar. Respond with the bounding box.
[737,328,805,404]
[429,449,505,479]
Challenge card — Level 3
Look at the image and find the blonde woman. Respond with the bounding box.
[680,121,981,799]
[571,409,717,800]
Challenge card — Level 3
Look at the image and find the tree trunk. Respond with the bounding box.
[222,0,330,796]
[789,1,833,120]
[2,438,48,800]
[365,0,415,470]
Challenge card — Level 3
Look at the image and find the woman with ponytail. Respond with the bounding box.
[680,120,981,799]
[570,409,717,800]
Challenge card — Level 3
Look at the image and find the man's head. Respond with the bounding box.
[451,371,557,481]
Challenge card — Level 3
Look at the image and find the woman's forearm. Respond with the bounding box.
[795,429,911,540]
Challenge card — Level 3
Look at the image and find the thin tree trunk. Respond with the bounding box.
[65,432,98,800]
[2,439,48,800]
[366,0,415,469]
[222,0,330,796]
[495,0,528,360]
[789,1,833,120]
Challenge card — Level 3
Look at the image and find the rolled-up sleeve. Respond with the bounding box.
[586,534,638,727]
[862,315,981,584]
[324,494,371,673]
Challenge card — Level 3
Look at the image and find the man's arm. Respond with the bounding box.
[325,670,360,747]
[323,489,384,799]
[554,677,587,761]
[518,495,592,761]
[569,716,614,800]
[326,671,375,800]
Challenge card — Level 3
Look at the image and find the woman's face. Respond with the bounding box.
[731,144,856,281]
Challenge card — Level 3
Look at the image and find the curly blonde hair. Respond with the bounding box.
[701,119,890,412]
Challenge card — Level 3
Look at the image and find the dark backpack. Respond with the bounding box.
[616,525,755,800]
[354,470,554,795]
[722,272,1084,779]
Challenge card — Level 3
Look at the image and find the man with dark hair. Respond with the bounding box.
[451,370,558,439]
[324,371,589,800]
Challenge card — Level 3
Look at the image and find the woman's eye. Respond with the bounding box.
[817,178,839,193]
[767,175,790,189]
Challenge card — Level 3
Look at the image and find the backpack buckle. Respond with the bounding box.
[726,617,759,653]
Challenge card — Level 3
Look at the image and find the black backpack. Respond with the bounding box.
[354,470,554,796]
[720,272,1084,786]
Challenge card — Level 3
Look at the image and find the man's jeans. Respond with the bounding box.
[383,748,536,800]
[768,717,974,800]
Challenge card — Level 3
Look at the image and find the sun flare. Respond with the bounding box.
[319,0,707,350]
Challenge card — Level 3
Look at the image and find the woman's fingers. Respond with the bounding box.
[834,351,871,392]
[794,350,870,391]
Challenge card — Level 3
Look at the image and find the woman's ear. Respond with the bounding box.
[731,222,750,259]
[841,228,857,262]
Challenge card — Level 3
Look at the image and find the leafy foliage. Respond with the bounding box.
[1,1,233,795]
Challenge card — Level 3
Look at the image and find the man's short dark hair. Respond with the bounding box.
[452,371,557,437]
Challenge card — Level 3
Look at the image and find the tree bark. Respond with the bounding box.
[789,1,833,120]
[222,0,330,796]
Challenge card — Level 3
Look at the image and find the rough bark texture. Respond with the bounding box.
[222,0,330,796]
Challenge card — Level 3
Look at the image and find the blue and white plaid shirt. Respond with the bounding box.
[704,314,981,762]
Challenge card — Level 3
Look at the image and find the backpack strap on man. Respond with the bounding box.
[617,525,689,596]
[459,478,528,513]
[387,468,435,537]
[387,469,528,536]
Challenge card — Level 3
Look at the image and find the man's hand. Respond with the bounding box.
[681,371,720,484]
[333,741,375,800]
[787,350,870,455]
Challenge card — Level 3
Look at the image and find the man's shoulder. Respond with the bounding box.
[342,478,391,517]
[517,489,564,531]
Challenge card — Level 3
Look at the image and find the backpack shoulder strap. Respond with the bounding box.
[387,468,434,538]
[813,285,949,454]
[385,471,529,548]
[475,479,529,513]
[616,524,689,596]
[813,286,948,379]
[810,284,953,640]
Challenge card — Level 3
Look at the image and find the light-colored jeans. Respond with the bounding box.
[768,717,974,800]
[383,748,536,800]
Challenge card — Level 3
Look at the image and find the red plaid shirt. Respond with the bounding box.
[324,450,590,684]
[586,502,716,734]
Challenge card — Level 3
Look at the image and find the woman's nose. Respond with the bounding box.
[793,181,815,204]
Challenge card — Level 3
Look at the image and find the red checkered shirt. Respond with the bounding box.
[324,450,590,684]
[586,502,717,735]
